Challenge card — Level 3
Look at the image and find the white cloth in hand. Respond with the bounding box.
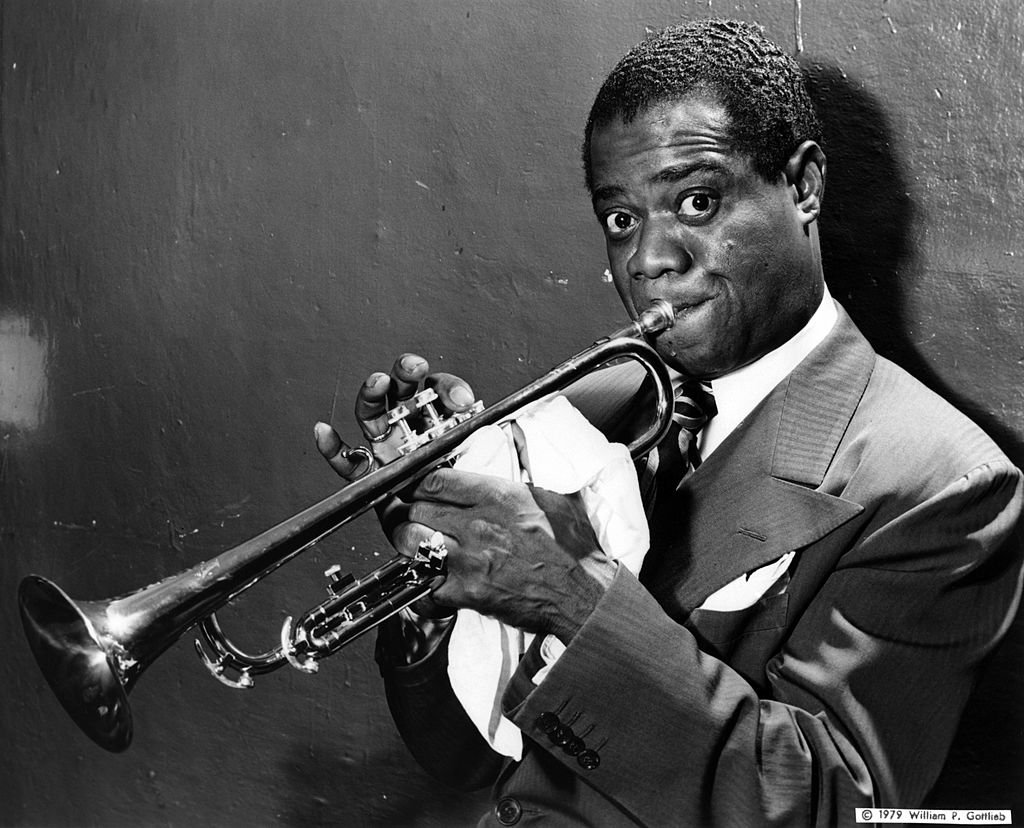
[446,395,649,760]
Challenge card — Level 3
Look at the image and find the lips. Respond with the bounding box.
[643,292,716,318]
[674,296,713,313]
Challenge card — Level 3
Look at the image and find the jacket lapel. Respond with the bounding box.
[641,306,871,617]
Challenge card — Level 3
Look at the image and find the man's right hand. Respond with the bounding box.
[313,354,477,621]
[314,352,477,480]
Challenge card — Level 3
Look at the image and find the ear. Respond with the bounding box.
[783,140,826,225]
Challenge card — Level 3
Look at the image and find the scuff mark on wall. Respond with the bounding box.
[794,0,804,53]
[0,314,50,431]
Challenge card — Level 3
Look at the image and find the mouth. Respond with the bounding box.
[651,293,716,327]
[638,294,717,348]
[673,296,713,315]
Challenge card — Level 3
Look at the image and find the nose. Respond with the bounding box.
[626,216,692,280]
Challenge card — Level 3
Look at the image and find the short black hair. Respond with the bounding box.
[583,19,822,189]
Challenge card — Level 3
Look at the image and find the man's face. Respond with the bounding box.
[589,96,823,379]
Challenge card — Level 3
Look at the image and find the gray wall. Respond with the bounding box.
[2,1,1021,825]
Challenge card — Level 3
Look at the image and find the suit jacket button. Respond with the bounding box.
[577,749,601,770]
[562,735,585,756]
[495,796,522,825]
[550,724,573,747]
[535,712,560,735]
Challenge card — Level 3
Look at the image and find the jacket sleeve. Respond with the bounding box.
[375,615,506,790]
[501,460,1024,827]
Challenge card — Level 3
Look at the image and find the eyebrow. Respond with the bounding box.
[652,160,733,186]
[591,160,733,205]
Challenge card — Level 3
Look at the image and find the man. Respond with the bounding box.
[315,19,1022,826]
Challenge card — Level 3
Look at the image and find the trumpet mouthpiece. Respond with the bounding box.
[637,300,675,336]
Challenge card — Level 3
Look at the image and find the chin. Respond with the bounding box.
[657,340,728,380]
[657,344,703,377]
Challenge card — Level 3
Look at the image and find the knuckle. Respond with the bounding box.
[468,517,492,538]
[494,479,525,507]
[420,469,449,496]
[406,502,442,531]
[406,502,426,525]
[468,517,505,546]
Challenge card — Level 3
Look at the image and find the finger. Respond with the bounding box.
[425,372,477,413]
[390,520,464,618]
[389,353,430,406]
[376,495,411,540]
[394,524,459,617]
[405,499,464,543]
[392,520,445,557]
[355,371,392,440]
[314,422,373,481]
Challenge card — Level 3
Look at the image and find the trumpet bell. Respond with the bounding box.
[19,575,133,752]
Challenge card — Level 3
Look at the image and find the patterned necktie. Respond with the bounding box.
[656,380,717,491]
[642,381,716,568]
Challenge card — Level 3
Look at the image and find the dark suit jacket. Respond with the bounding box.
[377,305,1023,827]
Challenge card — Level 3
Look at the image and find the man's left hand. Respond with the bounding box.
[398,468,616,643]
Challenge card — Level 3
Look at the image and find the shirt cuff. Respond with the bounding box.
[531,635,567,685]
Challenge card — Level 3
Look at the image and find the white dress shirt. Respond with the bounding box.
[693,285,838,460]
[682,285,838,610]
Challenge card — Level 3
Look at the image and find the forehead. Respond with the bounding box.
[589,97,745,192]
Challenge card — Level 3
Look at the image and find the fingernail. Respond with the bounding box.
[450,386,474,407]
[314,422,330,441]
[401,355,426,372]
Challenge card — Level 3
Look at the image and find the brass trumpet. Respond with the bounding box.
[18,301,675,752]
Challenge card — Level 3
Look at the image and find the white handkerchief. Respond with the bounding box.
[446,395,649,760]
[696,551,795,611]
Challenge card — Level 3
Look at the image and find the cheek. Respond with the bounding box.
[714,216,789,297]
[607,256,636,313]
[612,277,634,313]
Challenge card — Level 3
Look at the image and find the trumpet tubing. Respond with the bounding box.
[18,301,675,752]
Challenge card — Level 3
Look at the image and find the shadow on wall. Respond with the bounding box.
[803,63,916,364]
[805,62,1024,814]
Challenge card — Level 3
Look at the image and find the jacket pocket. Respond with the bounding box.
[686,592,790,658]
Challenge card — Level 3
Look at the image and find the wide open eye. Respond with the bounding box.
[678,192,719,220]
[603,211,638,239]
